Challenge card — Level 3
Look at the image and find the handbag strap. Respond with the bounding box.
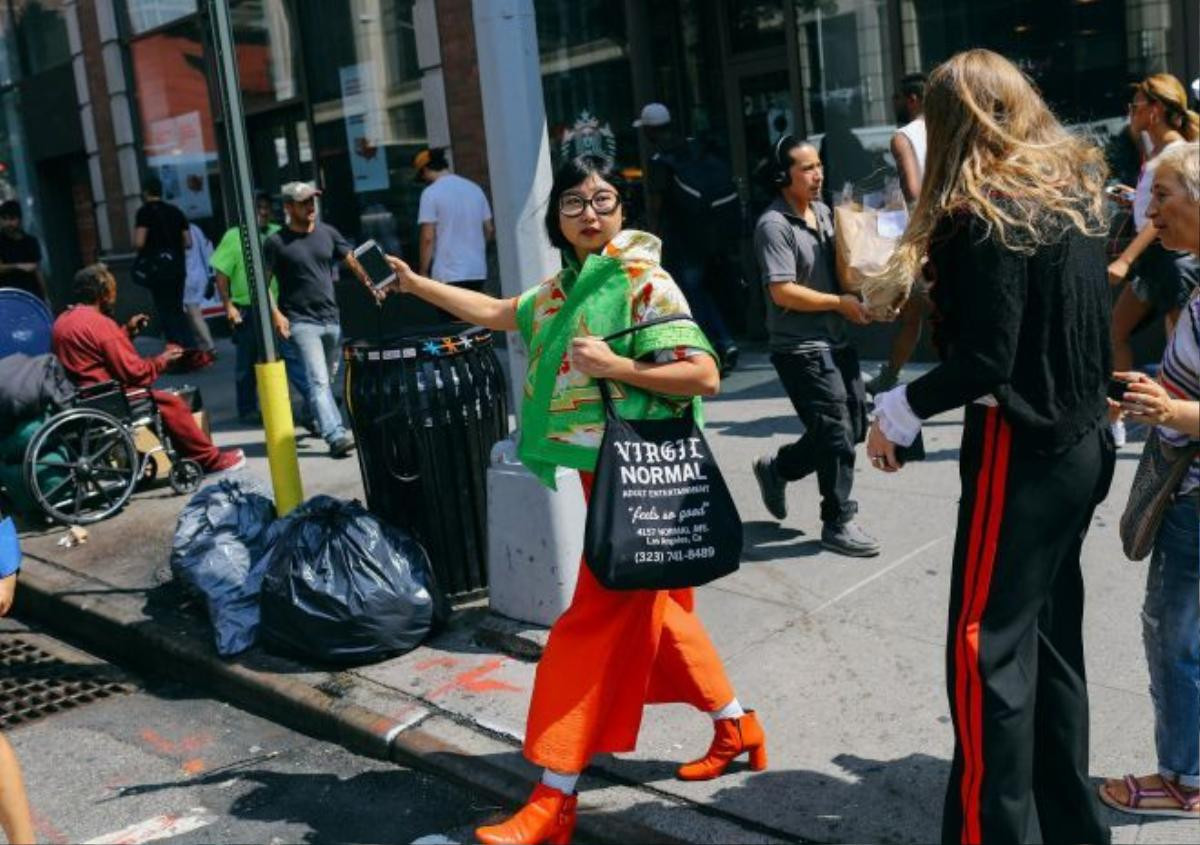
[599,314,696,344]
[596,314,698,420]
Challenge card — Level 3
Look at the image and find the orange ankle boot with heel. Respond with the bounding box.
[475,783,578,845]
[676,710,768,781]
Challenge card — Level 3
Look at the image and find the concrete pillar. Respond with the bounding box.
[68,0,138,254]
[472,0,559,416]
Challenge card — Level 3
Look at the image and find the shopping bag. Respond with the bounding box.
[583,317,742,590]
[833,182,908,295]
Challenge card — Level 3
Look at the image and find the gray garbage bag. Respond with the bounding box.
[170,477,277,656]
[259,496,447,665]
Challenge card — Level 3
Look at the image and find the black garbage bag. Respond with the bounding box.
[171,477,277,657]
[259,496,447,665]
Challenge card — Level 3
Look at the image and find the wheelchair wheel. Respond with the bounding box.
[168,458,203,495]
[24,408,139,525]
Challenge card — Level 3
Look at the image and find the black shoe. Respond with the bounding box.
[821,521,881,557]
[720,344,740,378]
[329,435,356,458]
[752,456,787,520]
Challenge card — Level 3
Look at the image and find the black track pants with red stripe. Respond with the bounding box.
[942,405,1115,845]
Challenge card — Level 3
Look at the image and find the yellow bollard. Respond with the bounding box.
[255,360,304,515]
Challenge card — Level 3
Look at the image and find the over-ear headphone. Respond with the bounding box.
[771,134,797,188]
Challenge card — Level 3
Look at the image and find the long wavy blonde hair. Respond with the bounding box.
[862,49,1108,313]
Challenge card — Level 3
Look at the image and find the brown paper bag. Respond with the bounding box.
[833,202,908,294]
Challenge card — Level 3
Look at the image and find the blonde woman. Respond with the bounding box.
[863,50,1115,844]
[1107,75,1199,378]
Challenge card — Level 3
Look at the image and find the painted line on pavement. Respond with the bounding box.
[810,536,948,615]
[84,808,215,844]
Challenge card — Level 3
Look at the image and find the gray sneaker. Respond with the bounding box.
[329,434,356,458]
[866,365,899,396]
[821,521,881,557]
[752,456,788,520]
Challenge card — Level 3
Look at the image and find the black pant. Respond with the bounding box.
[148,274,195,348]
[943,405,1114,845]
[770,345,866,525]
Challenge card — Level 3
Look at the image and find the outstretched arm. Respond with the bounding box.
[384,255,517,332]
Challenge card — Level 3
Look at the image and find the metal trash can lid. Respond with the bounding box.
[344,325,494,363]
[0,288,52,358]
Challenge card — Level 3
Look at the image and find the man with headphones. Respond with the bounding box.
[751,135,879,557]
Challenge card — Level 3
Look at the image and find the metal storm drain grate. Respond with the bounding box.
[0,637,133,729]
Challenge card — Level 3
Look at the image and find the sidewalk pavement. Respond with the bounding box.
[10,336,1196,844]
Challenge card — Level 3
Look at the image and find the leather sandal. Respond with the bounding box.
[1099,773,1200,819]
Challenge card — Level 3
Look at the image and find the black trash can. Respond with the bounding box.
[343,325,509,599]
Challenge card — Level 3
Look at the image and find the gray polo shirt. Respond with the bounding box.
[753,196,845,351]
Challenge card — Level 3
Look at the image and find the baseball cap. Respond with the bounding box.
[632,103,671,128]
[281,181,322,202]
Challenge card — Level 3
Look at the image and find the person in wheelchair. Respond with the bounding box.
[51,264,244,475]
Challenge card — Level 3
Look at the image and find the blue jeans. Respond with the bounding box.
[281,320,346,445]
[1143,493,1200,788]
[233,304,312,422]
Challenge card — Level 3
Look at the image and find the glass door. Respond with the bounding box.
[728,66,794,217]
[246,106,312,201]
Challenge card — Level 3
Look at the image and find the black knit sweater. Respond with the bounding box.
[906,212,1112,454]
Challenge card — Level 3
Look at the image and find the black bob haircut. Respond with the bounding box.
[71,263,112,305]
[544,153,622,252]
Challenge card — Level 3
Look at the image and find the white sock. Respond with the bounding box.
[710,698,746,721]
[541,769,579,795]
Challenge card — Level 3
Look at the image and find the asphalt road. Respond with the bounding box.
[1,618,491,845]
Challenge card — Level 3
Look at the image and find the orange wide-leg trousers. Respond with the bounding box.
[522,472,736,773]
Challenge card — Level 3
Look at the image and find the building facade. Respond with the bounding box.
[0,0,1195,318]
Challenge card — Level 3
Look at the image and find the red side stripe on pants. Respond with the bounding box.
[954,407,1013,844]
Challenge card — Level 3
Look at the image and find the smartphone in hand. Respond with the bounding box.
[353,239,396,290]
[1107,376,1129,402]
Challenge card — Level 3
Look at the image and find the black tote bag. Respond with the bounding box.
[583,316,743,590]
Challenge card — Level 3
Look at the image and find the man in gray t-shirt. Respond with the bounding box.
[750,137,880,557]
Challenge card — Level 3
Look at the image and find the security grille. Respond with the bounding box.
[0,637,132,728]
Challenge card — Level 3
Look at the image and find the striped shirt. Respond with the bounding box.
[1159,291,1200,494]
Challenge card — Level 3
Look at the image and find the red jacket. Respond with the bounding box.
[51,305,169,388]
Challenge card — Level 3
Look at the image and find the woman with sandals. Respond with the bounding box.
[373,153,765,845]
[865,50,1117,843]
[1099,141,1200,821]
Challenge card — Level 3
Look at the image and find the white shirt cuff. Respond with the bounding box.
[874,384,922,447]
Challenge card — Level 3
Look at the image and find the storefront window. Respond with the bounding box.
[727,0,786,54]
[232,0,298,110]
[536,0,635,172]
[901,0,1132,127]
[796,0,897,196]
[125,0,197,36]
[295,2,427,256]
[0,0,71,82]
[130,18,221,225]
[0,89,36,214]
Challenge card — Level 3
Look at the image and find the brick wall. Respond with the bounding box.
[434,0,490,193]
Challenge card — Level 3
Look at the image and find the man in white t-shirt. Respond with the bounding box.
[867,72,929,395]
[414,149,494,309]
